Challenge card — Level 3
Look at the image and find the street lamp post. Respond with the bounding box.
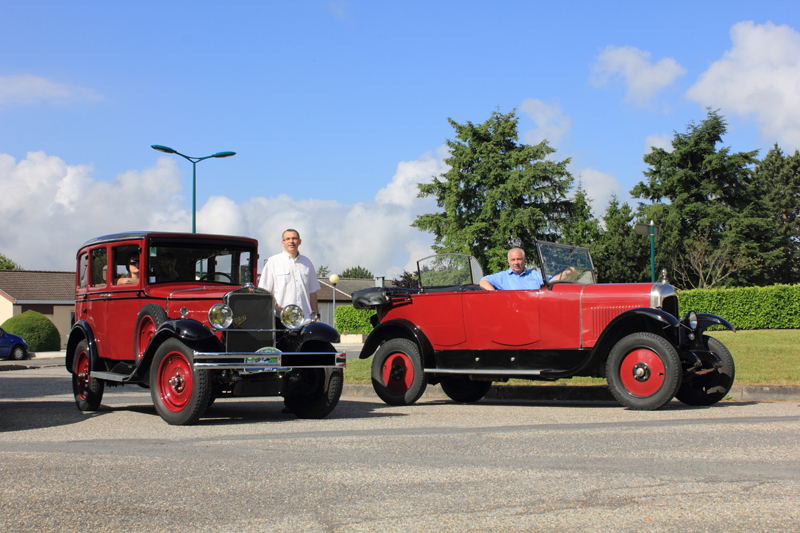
[634,220,659,282]
[151,145,236,233]
[329,274,340,330]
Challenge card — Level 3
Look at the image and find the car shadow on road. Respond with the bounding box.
[0,399,111,432]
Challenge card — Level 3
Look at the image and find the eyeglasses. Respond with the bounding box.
[129,259,139,265]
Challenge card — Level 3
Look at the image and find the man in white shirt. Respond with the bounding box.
[258,229,321,321]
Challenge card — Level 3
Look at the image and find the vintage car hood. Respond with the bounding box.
[146,284,243,301]
[577,281,677,310]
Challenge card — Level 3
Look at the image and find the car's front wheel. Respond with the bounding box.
[606,332,681,410]
[11,345,26,360]
[284,369,343,419]
[149,338,210,425]
[371,338,427,406]
[440,376,492,403]
[72,339,104,411]
[676,336,735,406]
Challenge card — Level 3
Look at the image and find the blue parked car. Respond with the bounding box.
[0,327,29,360]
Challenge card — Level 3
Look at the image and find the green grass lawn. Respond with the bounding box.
[343,330,800,386]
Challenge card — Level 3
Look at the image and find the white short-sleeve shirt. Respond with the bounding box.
[258,251,321,318]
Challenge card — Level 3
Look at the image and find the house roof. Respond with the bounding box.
[0,271,75,303]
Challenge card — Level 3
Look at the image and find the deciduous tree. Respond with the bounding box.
[0,253,22,270]
[339,265,374,279]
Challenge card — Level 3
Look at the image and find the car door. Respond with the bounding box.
[461,290,541,348]
[0,328,10,357]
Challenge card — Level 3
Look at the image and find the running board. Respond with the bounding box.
[425,368,543,375]
[92,371,132,383]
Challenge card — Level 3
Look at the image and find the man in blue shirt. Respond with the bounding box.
[479,248,544,291]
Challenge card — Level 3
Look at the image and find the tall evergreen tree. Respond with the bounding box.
[631,109,759,288]
[413,110,573,273]
[752,144,800,285]
[560,180,601,248]
[592,196,649,283]
[339,265,374,279]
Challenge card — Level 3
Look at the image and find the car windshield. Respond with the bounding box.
[537,242,596,285]
[146,240,255,286]
[416,254,484,289]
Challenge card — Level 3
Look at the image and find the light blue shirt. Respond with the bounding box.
[481,268,544,290]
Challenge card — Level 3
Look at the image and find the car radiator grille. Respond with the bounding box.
[662,294,679,319]
[225,291,275,352]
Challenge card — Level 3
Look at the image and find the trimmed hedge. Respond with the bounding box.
[334,306,375,335]
[1,310,61,352]
[678,284,800,330]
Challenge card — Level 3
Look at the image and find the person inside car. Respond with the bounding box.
[156,252,179,282]
[479,247,575,291]
[116,253,141,285]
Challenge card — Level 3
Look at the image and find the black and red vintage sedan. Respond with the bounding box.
[353,242,735,410]
[68,232,345,425]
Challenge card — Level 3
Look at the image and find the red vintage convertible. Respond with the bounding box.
[353,242,735,410]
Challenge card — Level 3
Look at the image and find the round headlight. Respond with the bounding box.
[688,311,698,330]
[208,303,233,329]
[280,304,305,329]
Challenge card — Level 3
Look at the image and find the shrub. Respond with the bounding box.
[678,284,800,330]
[1,310,61,352]
[334,306,375,335]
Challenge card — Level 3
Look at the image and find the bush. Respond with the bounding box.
[678,284,800,330]
[1,310,61,352]
[334,306,375,335]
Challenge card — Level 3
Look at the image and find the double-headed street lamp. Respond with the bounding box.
[151,145,236,233]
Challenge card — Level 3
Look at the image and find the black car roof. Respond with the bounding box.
[78,232,257,250]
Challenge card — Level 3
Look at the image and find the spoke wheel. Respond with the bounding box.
[72,339,104,411]
[606,332,681,411]
[150,338,210,425]
[676,336,736,406]
[371,338,426,406]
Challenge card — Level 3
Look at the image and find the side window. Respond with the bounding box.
[112,245,141,286]
[78,253,88,288]
[91,248,108,288]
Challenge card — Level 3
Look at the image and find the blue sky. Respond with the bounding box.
[2,1,799,277]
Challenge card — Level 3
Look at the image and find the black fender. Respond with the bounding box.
[277,320,340,352]
[359,318,434,360]
[129,319,222,382]
[696,313,735,334]
[66,321,100,374]
[568,307,682,378]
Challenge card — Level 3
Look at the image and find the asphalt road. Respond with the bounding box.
[1,366,799,533]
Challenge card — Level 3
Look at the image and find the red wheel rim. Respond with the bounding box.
[619,348,666,397]
[137,316,156,361]
[382,352,414,394]
[157,351,193,412]
[75,350,90,400]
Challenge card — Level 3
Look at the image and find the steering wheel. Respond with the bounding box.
[199,272,232,282]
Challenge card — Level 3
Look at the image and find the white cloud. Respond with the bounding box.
[573,167,623,211]
[519,99,571,147]
[0,149,442,280]
[686,21,800,150]
[644,134,673,154]
[0,75,101,105]
[591,45,687,106]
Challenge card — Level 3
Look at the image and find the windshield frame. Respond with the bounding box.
[534,241,597,287]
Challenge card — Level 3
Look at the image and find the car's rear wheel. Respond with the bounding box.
[676,336,735,406]
[135,304,167,363]
[606,332,681,410]
[11,345,26,360]
[371,338,427,406]
[440,376,492,403]
[150,338,210,425]
[72,340,104,411]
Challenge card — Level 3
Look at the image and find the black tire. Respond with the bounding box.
[371,338,427,406]
[440,376,492,403]
[606,332,681,410]
[72,339,104,411]
[135,304,167,363]
[676,336,736,406]
[11,345,26,360]
[283,369,343,419]
[149,338,210,425]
